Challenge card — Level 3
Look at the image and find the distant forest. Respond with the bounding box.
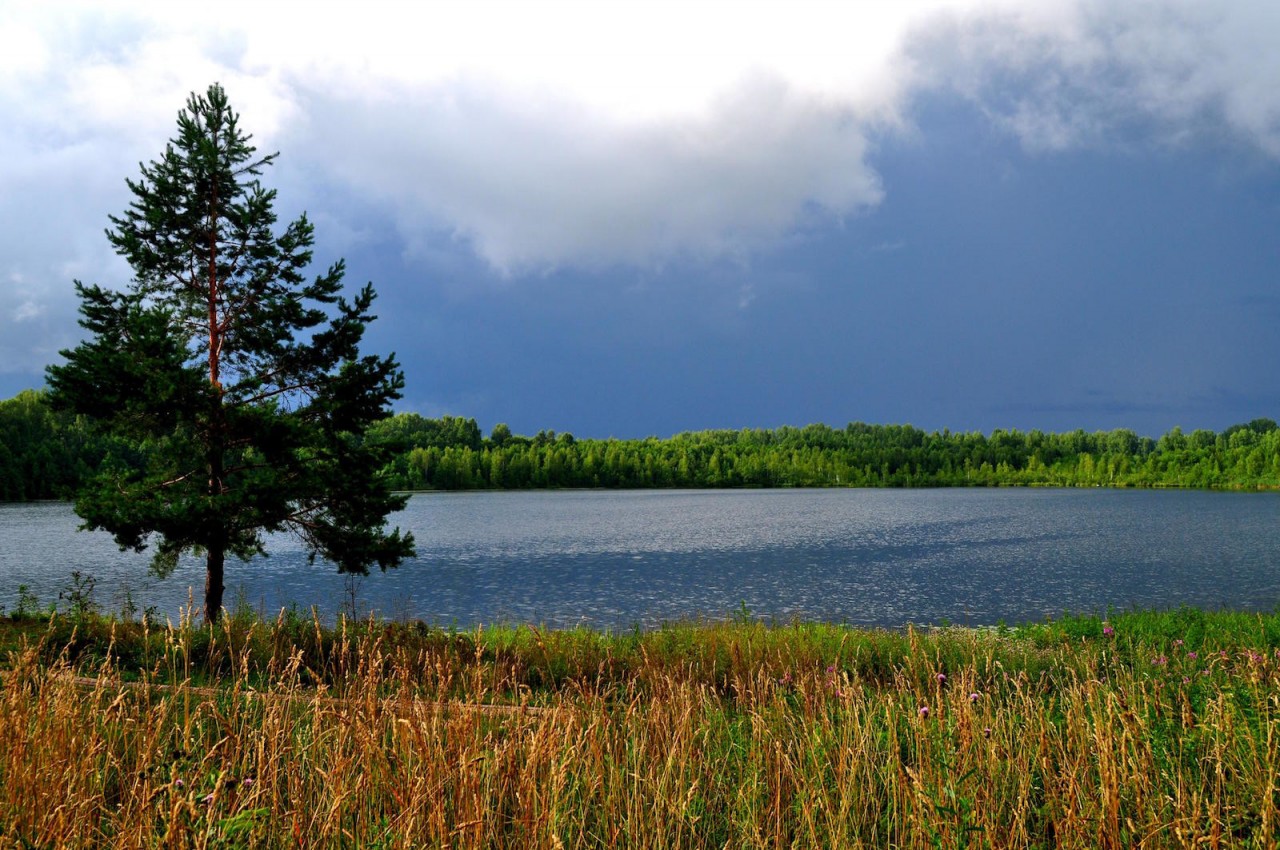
[5,387,1280,501]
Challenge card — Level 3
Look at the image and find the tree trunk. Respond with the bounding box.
[205,544,225,625]
[204,130,224,628]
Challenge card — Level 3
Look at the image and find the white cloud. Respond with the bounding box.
[0,0,960,281]
[249,0,946,272]
[301,72,883,272]
[0,0,1278,302]
[908,1,1280,155]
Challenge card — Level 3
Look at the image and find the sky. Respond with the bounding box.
[2,0,1280,439]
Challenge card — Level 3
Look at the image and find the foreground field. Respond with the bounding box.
[1,607,1278,848]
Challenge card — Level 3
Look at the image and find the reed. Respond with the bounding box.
[1,608,1277,847]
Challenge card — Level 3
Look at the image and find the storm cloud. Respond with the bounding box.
[2,1,1279,436]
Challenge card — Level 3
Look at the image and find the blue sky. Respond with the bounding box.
[2,1,1279,438]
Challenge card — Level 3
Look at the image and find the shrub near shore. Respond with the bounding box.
[1,607,1278,847]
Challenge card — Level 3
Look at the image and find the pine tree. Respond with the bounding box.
[47,84,414,623]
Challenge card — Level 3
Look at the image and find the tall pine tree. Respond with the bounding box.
[48,84,414,622]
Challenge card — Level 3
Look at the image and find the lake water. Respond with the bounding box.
[2,489,1279,629]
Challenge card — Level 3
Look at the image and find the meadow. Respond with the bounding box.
[1,603,1278,848]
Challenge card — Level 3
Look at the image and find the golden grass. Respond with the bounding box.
[1,613,1278,848]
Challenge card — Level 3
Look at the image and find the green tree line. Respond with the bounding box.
[365,412,1280,491]
[6,389,1280,500]
[0,389,138,501]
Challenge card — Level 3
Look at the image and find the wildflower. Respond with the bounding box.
[1186,651,1197,660]
[201,793,215,805]
[243,778,254,788]
[174,779,185,789]
[936,672,947,684]
[1102,624,1114,637]
[826,664,836,676]
[1201,669,1210,676]
[918,706,930,719]
[1173,639,1183,647]
[982,727,992,738]
[969,692,980,703]
[1153,655,1167,666]
[1182,676,1190,684]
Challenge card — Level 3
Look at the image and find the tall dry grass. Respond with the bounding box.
[1,612,1277,847]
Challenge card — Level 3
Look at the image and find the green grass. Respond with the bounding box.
[2,605,1279,847]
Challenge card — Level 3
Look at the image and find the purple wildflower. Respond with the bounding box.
[174,779,185,789]
[1153,655,1167,666]
[201,793,214,805]
[936,672,947,684]
[918,706,930,719]
[1102,624,1115,637]
[1187,651,1197,660]
[969,692,980,703]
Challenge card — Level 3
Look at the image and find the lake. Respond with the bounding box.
[2,488,1279,629]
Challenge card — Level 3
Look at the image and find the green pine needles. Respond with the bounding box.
[47,83,414,623]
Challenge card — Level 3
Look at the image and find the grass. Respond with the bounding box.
[1,603,1278,847]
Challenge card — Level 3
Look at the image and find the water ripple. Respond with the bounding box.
[3,489,1279,628]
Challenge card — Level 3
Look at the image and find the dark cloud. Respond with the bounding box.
[4,2,1280,443]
